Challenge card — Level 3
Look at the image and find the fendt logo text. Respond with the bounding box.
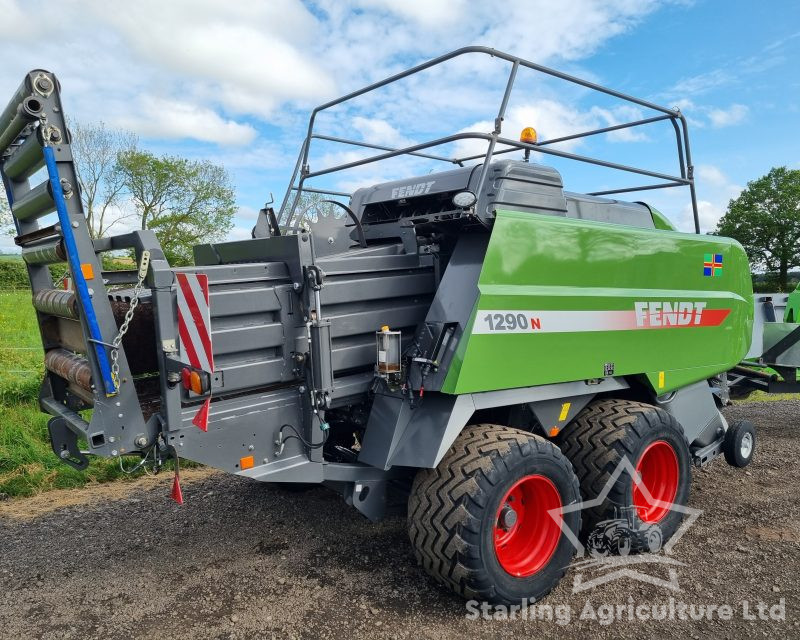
[634,301,706,327]
[391,181,435,199]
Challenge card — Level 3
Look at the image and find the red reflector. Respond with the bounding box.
[181,368,191,389]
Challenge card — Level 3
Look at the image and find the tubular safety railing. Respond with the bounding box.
[278,46,699,233]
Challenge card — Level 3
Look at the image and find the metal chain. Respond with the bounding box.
[110,250,151,389]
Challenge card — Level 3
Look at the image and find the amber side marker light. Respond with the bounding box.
[181,367,210,394]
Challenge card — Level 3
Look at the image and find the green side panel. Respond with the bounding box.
[443,209,753,395]
[784,284,800,322]
[647,205,677,231]
[763,322,800,367]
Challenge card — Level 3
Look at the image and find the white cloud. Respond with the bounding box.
[452,101,587,162]
[707,103,749,128]
[355,0,467,28]
[590,105,648,142]
[0,0,31,37]
[114,97,257,146]
[0,0,335,147]
[666,69,734,97]
[236,205,261,222]
[312,0,667,96]
[0,0,690,244]
[661,47,787,107]
[481,1,661,63]
[695,164,729,188]
[763,30,800,53]
[351,117,413,148]
[667,99,749,129]
[84,0,335,116]
[228,226,254,241]
[670,98,705,128]
[684,199,726,232]
[0,0,672,151]
[512,101,596,149]
[452,99,650,163]
[649,164,742,233]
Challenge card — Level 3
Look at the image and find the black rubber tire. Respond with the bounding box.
[407,424,581,605]
[723,420,756,467]
[556,398,691,546]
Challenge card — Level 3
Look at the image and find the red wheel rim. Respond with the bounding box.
[633,440,679,523]
[493,474,562,577]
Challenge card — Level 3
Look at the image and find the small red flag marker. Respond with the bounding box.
[192,396,211,431]
[171,472,184,505]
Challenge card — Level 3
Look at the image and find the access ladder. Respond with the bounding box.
[0,70,149,467]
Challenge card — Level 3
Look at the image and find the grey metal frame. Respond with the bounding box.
[278,46,700,233]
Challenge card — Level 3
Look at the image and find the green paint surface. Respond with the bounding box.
[648,206,676,231]
[784,284,800,323]
[443,210,753,394]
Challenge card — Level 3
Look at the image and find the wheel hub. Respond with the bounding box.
[498,504,518,530]
[632,440,680,524]
[493,474,562,578]
[740,432,753,458]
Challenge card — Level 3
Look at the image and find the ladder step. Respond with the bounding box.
[14,223,60,247]
[45,349,93,392]
[22,238,65,265]
[0,95,43,154]
[0,71,46,153]
[11,179,55,221]
[41,316,86,355]
[2,126,45,182]
[33,288,78,319]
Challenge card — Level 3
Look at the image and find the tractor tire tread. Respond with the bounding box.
[408,424,579,602]
[556,398,687,535]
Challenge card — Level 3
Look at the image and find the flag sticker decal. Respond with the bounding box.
[703,253,723,277]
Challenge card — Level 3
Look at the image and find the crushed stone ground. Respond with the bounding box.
[0,401,798,639]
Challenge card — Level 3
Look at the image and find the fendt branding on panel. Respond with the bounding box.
[391,181,435,199]
[634,301,717,327]
[475,302,731,335]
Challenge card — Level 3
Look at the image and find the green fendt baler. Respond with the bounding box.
[0,47,759,606]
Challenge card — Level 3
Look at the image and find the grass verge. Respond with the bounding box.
[0,289,142,497]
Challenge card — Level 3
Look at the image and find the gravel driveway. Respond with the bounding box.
[1,401,798,640]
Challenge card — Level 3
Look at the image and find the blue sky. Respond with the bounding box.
[1,0,798,249]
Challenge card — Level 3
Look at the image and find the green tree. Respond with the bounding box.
[70,120,138,238]
[715,167,800,290]
[117,151,236,265]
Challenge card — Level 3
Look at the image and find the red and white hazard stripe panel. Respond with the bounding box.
[176,272,214,372]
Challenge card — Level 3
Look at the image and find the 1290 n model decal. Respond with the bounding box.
[474,303,731,335]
